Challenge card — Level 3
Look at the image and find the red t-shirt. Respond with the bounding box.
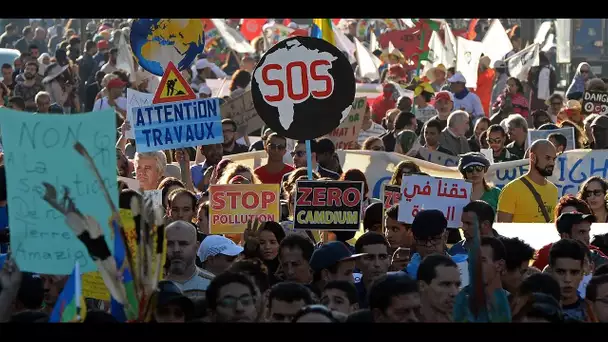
[254,164,295,184]
[533,242,608,271]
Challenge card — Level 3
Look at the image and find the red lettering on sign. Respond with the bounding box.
[211,190,277,210]
[343,188,360,207]
[242,191,259,209]
[262,64,283,102]
[326,187,341,206]
[310,60,332,98]
[311,187,327,206]
[261,60,334,102]
[297,186,361,207]
[286,61,308,101]
[296,187,313,206]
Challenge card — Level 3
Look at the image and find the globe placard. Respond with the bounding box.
[130,19,205,76]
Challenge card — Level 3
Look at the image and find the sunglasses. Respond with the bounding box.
[584,189,605,198]
[291,151,306,157]
[488,138,502,144]
[464,165,485,173]
[268,143,286,150]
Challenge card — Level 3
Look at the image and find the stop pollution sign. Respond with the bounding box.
[251,36,356,141]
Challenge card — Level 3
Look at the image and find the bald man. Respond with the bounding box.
[165,220,214,293]
[497,139,558,223]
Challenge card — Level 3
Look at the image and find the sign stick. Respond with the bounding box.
[305,139,314,180]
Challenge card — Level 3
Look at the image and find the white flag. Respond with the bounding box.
[534,21,553,45]
[443,22,457,68]
[355,37,380,80]
[421,31,448,76]
[211,19,255,54]
[333,25,357,64]
[482,19,513,65]
[542,33,555,52]
[555,19,571,64]
[456,37,484,88]
[369,31,380,52]
[115,33,136,83]
[505,43,540,81]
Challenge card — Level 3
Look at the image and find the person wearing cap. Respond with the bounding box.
[448,72,485,118]
[426,64,448,93]
[309,241,367,294]
[458,152,500,210]
[198,83,212,99]
[92,76,126,113]
[418,90,454,146]
[491,60,509,108]
[590,115,608,150]
[497,139,558,223]
[100,47,118,74]
[153,280,194,323]
[191,57,227,85]
[197,235,244,277]
[94,39,110,69]
[532,212,608,272]
[404,210,450,280]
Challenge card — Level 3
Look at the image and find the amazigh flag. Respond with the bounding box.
[49,262,86,323]
[110,218,139,322]
[311,19,335,46]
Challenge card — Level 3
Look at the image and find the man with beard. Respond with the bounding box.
[221,119,248,155]
[190,143,223,191]
[254,133,294,184]
[497,139,558,223]
[13,61,43,112]
[282,140,340,186]
[165,220,215,292]
[417,254,461,322]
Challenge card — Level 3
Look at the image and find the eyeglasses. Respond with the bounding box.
[291,150,306,157]
[414,235,444,247]
[487,138,502,144]
[217,294,255,309]
[464,165,485,174]
[584,189,605,198]
[268,143,286,150]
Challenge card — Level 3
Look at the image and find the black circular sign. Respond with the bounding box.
[251,36,356,141]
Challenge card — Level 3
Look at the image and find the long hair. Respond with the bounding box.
[389,161,420,186]
[577,176,608,212]
[218,163,260,184]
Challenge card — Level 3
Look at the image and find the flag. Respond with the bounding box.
[410,19,442,32]
[311,19,335,46]
[49,262,86,323]
[505,43,540,81]
[534,21,553,45]
[333,25,356,63]
[482,19,513,65]
[355,37,380,80]
[456,37,484,88]
[240,19,267,41]
[369,31,380,52]
[210,19,255,54]
[421,30,448,76]
[443,22,458,68]
[109,218,139,322]
[467,19,480,40]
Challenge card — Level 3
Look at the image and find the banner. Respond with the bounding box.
[209,184,280,234]
[506,43,540,81]
[527,127,575,151]
[416,147,461,167]
[0,109,117,274]
[481,19,513,65]
[398,175,471,228]
[293,180,364,231]
[381,184,401,209]
[324,97,365,150]
[133,97,223,152]
[220,90,264,139]
[456,37,484,88]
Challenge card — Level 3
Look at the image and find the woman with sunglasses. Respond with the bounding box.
[362,136,385,151]
[389,161,421,187]
[578,177,608,223]
[458,152,501,213]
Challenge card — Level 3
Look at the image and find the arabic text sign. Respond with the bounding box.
[325,97,365,150]
[417,147,460,167]
[527,127,575,151]
[0,109,117,274]
[381,184,401,210]
[220,90,264,139]
[398,175,471,228]
[294,180,364,231]
[133,97,223,152]
[209,184,280,234]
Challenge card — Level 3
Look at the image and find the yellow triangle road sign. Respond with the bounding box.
[152,61,197,104]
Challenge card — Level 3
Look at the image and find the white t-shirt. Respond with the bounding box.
[93,96,127,112]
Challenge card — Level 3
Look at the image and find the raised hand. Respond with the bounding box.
[0,258,22,294]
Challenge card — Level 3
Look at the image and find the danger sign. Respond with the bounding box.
[251,36,356,140]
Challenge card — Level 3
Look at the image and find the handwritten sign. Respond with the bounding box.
[582,90,608,115]
[325,97,365,150]
[82,272,110,301]
[381,184,401,209]
[527,127,576,151]
[126,89,154,139]
[417,147,460,167]
[294,180,364,231]
[209,184,280,234]
[0,109,117,274]
[398,175,471,228]
[133,97,223,152]
[220,90,264,139]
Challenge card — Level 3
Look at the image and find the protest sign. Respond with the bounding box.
[251,36,356,140]
[527,127,575,151]
[293,180,364,231]
[398,175,471,228]
[381,184,401,209]
[0,109,117,274]
[325,96,365,150]
[209,184,280,234]
[506,43,540,81]
[220,90,264,139]
[152,62,197,104]
[581,90,608,115]
[132,97,223,152]
[417,147,461,167]
[126,89,154,139]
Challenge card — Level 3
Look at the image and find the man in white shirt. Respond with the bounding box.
[93,77,127,112]
[100,48,119,74]
[448,72,485,119]
[358,103,387,146]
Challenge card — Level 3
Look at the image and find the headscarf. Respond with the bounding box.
[396,130,417,154]
[37,53,51,76]
[566,62,593,99]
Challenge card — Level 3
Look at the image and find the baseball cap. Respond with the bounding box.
[198,84,212,96]
[434,91,453,102]
[97,39,109,50]
[196,58,215,70]
[197,235,244,263]
[107,78,127,89]
[556,212,596,233]
[447,72,466,84]
[494,60,507,69]
[309,241,367,273]
[156,280,194,316]
[411,209,447,238]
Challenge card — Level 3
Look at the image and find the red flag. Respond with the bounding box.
[332,19,341,25]
[283,18,292,26]
[467,19,480,40]
[288,28,309,38]
[240,19,267,41]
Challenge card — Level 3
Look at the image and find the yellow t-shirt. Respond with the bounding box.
[497,175,559,223]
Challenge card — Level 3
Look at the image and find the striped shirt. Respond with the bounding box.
[357,122,387,146]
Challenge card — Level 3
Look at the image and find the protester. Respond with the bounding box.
[417,254,460,322]
[221,119,249,155]
[362,136,385,151]
[578,177,608,223]
[315,138,342,174]
[528,52,557,111]
[309,241,365,295]
[353,232,390,309]
[505,114,529,159]
[198,235,243,277]
[468,117,490,152]
[438,110,470,156]
[278,235,314,284]
[566,62,592,101]
[266,282,315,322]
[321,280,359,315]
[205,272,259,322]
[475,56,494,115]
[190,143,223,191]
[243,221,285,286]
[368,272,421,322]
[498,237,535,294]
[405,210,449,278]
[358,103,387,146]
[389,161,420,187]
[134,151,167,191]
[413,119,454,159]
[153,280,195,323]
[559,119,586,149]
[283,140,340,182]
[586,275,608,322]
[13,61,43,111]
[547,132,567,154]
[418,90,454,146]
[491,60,508,107]
[426,64,448,92]
[382,111,416,152]
[590,115,608,150]
[459,152,501,209]
[485,124,516,162]
[448,72,484,118]
[583,114,598,148]
[254,133,294,184]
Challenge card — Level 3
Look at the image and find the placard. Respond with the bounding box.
[325,96,365,150]
[582,90,608,115]
[381,184,401,210]
[293,180,364,231]
[527,127,576,151]
[220,90,264,139]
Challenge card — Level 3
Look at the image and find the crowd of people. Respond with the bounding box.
[0,18,607,324]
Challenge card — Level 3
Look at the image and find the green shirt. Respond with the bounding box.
[480,187,501,214]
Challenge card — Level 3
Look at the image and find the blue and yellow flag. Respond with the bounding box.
[311,19,335,46]
[49,262,86,323]
[109,218,139,322]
